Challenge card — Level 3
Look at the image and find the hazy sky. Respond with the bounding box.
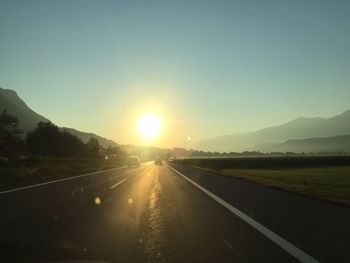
[1,0,350,148]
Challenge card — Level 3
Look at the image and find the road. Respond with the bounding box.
[0,162,349,262]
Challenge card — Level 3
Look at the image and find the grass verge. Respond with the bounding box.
[221,166,350,206]
[0,157,125,191]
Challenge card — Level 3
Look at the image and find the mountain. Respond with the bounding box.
[0,87,49,132]
[62,127,118,148]
[251,135,350,153]
[0,87,118,148]
[196,111,350,152]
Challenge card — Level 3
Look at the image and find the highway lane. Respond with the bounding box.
[170,163,350,263]
[0,162,345,262]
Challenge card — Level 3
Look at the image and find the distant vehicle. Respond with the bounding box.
[127,156,140,167]
[155,157,163,166]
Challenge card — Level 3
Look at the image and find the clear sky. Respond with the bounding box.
[1,0,350,148]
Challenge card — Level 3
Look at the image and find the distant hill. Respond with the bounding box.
[251,135,350,153]
[0,87,119,148]
[197,110,350,152]
[62,127,119,148]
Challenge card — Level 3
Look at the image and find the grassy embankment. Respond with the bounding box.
[0,157,125,191]
[176,156,350,206]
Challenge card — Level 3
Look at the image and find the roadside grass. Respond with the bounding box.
[221,166,350,206]
[0,157,125,191]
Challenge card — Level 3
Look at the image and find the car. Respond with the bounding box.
[155,157,163,166]
[127,156,141,168]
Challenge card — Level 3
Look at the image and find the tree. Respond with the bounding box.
[0,110,23,158]
[85,137,100,157]
[59,130,85,156]
[26,122,61,156]
[26,122,85,157]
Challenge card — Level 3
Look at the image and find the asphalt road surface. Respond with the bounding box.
[0,162,349,263]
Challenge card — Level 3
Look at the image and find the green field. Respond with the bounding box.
[175,156,350,206]
[222,166,350,206]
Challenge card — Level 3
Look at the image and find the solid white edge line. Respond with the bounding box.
[110,178,128,189]
[0,166,127,195]
[168,165,320,263]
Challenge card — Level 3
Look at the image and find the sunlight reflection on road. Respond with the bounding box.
[108,163,167,260]
[145,168,164,260]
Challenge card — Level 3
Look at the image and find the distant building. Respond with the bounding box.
[171,148,193,158]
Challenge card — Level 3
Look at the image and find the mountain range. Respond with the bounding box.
[197,110,350,153]
[0,87,118,148]
[251,135,350,153]
[2,87,350,153]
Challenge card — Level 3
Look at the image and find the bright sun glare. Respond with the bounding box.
[137,114,162,139]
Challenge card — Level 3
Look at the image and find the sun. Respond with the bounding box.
[137,113,162,139]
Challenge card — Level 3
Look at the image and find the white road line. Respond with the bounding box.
[168,165,319,263]
[110,178,128,189]
[0,166,126,195]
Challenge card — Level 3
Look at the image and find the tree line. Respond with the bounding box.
[0,110,124,159]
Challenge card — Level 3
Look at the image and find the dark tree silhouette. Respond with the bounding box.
[85,137,100,157]
[0,110,23,158]
[59,130,85,156]
[26,122,61,156]
[26,122,85,157]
